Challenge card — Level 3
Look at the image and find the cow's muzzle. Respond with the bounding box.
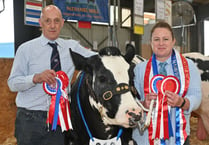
[126,109,143,127]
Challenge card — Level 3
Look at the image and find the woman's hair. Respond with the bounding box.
[150,21,174,40]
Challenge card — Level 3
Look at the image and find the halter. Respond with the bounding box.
[86,77,131,101]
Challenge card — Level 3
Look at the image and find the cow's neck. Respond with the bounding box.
[77,72,122,140]
[79,88,122,140]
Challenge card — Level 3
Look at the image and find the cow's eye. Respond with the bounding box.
[99,76,106,83]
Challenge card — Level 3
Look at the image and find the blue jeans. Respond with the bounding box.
[15,107,65,145]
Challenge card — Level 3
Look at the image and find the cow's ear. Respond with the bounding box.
[86,55,102,70]
[69,48,88,70]
[69,48,100,72]
[124,43,135,64]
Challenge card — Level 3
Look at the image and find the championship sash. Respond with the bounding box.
[144,49,189,145]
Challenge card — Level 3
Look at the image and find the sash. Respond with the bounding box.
[144,49,189,145]
[43,71,73,132]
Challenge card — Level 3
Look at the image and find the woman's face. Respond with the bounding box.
[150,27,176,62]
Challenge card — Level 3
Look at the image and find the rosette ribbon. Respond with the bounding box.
[150,75,180,140]
[43,71,72,131]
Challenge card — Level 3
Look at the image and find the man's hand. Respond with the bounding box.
[33,69,57,85]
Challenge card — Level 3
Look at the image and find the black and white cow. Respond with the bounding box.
[65,45,144,145]
[183,52,209,140]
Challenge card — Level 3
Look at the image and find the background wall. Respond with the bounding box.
[60,21,132,54]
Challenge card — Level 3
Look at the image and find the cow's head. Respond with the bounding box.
[70,44,143,128]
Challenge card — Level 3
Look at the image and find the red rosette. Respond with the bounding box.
[150,74,165,93]
[43,71,69,95]
[56,71,69,90]
[160,75,180,95]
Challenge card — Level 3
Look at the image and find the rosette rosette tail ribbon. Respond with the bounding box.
[150,75,180,141]
[43,71,73,132]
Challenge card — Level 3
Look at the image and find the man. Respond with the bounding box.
[8,5,96,145]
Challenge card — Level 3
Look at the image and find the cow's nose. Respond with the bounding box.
[126,109,142,126]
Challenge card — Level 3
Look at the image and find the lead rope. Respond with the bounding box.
[77,72,94,141]
[76,71,123,142]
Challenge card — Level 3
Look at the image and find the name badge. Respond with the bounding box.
[89,137,121,145]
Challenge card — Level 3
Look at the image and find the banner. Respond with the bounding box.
[155,0,165,21]
[53,0,109,23]
[134,0,144,35]
[25,0,42,26]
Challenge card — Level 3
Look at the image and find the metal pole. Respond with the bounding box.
[107,0,112,46]
[112,0,117,47]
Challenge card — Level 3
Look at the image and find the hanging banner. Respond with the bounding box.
[155,0,165,21]
[134,0,143,16]
[134,0,144,35]
[24,0,42,27]
[165,0,172,25]
[53,0,109,23]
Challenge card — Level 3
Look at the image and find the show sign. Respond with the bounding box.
[53,0,109,23]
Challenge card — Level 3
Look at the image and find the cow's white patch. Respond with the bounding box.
[183,52,209,60]
[183,52,208,79]
[133,54,146,64]
[115,92,142,127]
[102,56,130,84]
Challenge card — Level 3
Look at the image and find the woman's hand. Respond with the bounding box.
[166,90,185,108]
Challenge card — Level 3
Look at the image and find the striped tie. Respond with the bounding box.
[159,62,167,76]
[48,42,61,71]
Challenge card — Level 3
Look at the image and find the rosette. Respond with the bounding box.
[43,71,72,131]
[150,75,180,140]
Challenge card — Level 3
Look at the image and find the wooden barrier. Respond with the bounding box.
[0,59,17,144]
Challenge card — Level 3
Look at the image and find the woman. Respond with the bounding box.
[132,21,202,145]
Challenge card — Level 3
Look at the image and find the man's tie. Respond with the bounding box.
[48,42,61,71]
[159,62,167,76]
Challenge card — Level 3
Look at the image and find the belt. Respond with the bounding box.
[17,107,48,118]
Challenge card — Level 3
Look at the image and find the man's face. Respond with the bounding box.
[39,7,64,40]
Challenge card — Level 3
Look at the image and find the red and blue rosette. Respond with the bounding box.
[150,75,180,140]
[150,74,164,93]
[43,71,72,131]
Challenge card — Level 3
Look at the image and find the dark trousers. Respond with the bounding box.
[184,136,190,145]
[15,107,65,145]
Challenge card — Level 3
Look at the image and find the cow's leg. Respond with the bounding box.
[195,82,209,139]
[196,117,208,140]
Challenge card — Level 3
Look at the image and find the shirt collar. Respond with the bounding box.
[156,56,172,66]
[40,34,60,47]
